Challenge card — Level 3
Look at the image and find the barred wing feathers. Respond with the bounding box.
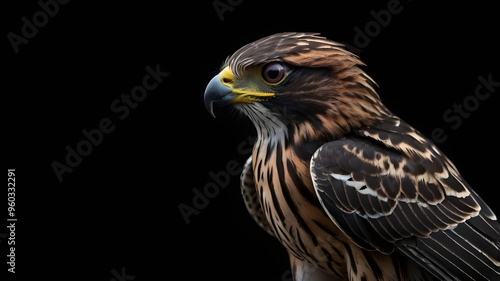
[310,117,500,281]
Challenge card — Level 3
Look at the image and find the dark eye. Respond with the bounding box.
[262,62,286,84]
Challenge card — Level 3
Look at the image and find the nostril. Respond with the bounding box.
[222,77,232,84]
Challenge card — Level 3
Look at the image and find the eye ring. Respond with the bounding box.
[262,62,286,84]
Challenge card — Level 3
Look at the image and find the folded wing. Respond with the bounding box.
[310,118,500,280]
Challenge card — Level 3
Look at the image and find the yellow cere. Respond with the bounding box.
[219,67,275,103]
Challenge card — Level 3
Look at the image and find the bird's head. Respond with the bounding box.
[204,32,390,141]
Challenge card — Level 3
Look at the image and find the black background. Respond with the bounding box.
[4,1,499,280]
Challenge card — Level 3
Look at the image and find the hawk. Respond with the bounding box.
[203,32,500,281]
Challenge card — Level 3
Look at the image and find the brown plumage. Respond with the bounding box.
[204,32,500,281]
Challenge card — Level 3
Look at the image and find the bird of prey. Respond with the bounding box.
[203,32,500,281]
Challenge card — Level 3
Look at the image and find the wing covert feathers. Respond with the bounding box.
[310,117,500,280]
